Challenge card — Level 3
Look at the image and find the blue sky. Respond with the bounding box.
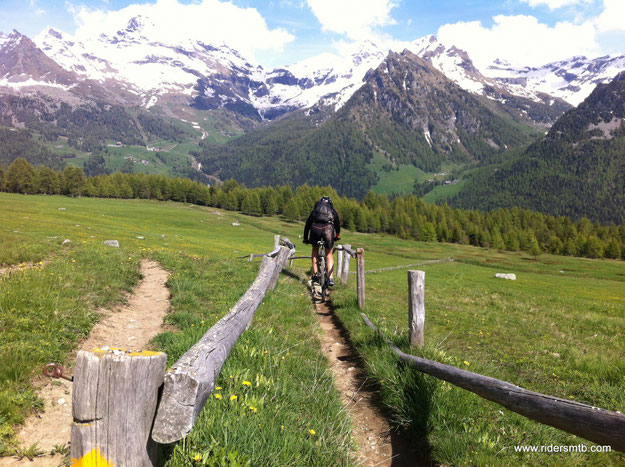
[1,0,623,69]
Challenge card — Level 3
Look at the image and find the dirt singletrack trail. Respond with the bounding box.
[1,259,170,467]
[312,293,418,466]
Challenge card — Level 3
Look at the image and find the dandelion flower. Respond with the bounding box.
[281,425,285,430]
[464,361,470,366]
[249,406,258,413]
[215,386,222,390]
[230,395,237,401]
[309,429,316,435]
[243,381,251,387]
[194,453,202,461]
[214,394,222,399]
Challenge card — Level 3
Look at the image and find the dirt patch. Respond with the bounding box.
[312,295,419,466]
[1,259,170,467]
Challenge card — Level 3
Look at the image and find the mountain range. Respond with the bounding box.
[3,15,624,127]
[1,13,625,221]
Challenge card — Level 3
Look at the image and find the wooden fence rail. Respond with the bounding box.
[360,311,625,452]
[152,245,292,443]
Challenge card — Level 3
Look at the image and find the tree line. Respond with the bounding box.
[2,157,624,261]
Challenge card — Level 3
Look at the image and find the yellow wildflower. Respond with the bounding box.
[243,381,251,387]
[194,453,202,461]
[249,406,258,413]
[230,395,237,401]
[281,425,285,430]
[214,394,222,399]
[216,386,222,390]
[464,361,470,366]
[309,429,316,435]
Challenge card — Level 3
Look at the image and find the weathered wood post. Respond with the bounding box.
[408,270,425,348]
[337,249,343,280]
[341,244,351,285]
[71,349,167,467]
[273,234,280,250]
[268,246,291,291]
[356,248,365,309]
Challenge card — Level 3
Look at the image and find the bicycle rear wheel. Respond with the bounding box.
[318,254,327,302]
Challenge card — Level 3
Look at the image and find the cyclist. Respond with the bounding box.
[303,196,341,286]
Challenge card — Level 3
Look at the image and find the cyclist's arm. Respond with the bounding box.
[303,213,313,241]
[333,208,341,235]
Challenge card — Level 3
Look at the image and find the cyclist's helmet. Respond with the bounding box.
[320,196,332,204]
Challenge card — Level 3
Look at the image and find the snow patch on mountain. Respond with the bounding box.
[486,54,625,106]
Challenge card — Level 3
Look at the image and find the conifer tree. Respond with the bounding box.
[37,166,60,194]
[283,198,300,222]
[7,158,37,194]
[0,166,5,191]
[604,238,621,259]
[63,166,87,197]
[241,192,262,216]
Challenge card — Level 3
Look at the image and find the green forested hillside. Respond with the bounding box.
[0,94,190,152]
[0,128,68,170]
[451,72,625,223]
[196,51,540,198]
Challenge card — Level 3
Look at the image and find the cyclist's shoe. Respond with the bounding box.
[328,277,335,287]
[311,274,320,284]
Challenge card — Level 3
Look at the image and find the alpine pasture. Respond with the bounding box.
[0,192,623,465]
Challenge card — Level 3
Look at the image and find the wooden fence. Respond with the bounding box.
[70,237,295,465]
[361,270,625,453]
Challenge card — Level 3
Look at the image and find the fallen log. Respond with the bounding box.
[361,313,625,452]
[152,252,285,444]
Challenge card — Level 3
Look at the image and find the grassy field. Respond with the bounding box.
[367,151,462,197]
[0,194,350,464]
[1,193,624,465]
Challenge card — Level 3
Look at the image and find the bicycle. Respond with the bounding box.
[315,239,330,302]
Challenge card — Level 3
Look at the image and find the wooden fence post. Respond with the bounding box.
[357,248,365,309]
[273,234,280,250]
[337,249,343,280]
[408,270,425,349]
[71,349,167,467]
[341,244,351,285]
[268,246,290,291]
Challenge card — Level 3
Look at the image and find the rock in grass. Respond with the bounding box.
[58,208,66,211]
[136,236,145,240]
[62,239,72,245]
[232,222,240,226]
[104,240,120,248]
[495,273,516,280]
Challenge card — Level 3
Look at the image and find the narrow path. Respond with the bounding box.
[312,294,417,466]
[1,259,170,467]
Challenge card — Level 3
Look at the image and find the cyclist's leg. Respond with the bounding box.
[311,246,319,275]
[326,247,334,279]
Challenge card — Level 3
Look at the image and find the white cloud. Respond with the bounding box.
[595,0,625,32]
[438,14,599,69]
[306,0,397,40]
[68,0,294,62]
[520,0,588,9]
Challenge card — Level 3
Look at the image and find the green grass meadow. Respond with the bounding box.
[1,192,624,465]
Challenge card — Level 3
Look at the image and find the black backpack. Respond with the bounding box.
[312,199,334,224]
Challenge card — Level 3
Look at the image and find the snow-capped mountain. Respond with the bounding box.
[1,30,78,91]
[252,41,387,117]
[486,54,625,106]
[35,17,262,110]
[2,10,624,129]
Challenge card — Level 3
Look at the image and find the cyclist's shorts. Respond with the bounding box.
[310,223,335,251]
